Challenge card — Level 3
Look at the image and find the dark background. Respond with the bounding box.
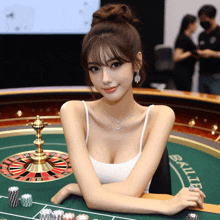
[0,0,164,89]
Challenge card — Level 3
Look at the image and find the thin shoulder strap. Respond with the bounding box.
[139,105,154,152]
[82,100,89,145]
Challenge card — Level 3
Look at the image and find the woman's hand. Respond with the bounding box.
[197,49,215,58]
[164,187,206,216]
[51,183,80,204]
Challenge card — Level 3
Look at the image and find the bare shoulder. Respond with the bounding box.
[149,105,175,124]
[151,105,175,116]
[59,100,88,127]
[60,100,85,116]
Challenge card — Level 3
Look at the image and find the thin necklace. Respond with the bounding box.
[102,103,136,130]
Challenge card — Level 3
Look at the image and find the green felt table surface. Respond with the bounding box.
[0,134,219,220]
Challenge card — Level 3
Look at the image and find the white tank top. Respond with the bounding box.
[82,100,154,193]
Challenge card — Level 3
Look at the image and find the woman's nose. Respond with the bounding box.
[102,68,113,84]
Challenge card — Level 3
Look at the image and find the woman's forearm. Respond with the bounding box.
[72,181,142,197]
[87,188,168,215]
[174,51,191,62]
[71,184,167,215]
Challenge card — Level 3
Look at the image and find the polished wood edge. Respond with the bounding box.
[174,122,220,137]
[133,88,220,104]
[0,116,60,123]
[0,86,220,104]
[0,127,64,138]
[141,193,220,214]
[169,135,220,159]
[0,86,90,96]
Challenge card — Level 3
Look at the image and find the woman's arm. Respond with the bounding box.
[52,183,205,216]
[197,49,220,59]
[120,105,175,196]
[54,102,205,215]
[174,48,192,62]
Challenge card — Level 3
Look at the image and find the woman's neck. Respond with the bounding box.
[100,87,136,120]
[184,29,192,37]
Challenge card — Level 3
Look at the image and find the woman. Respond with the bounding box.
[174,14,198,91]
[51,4,205,215]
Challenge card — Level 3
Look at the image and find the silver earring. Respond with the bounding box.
[134,70,141,83]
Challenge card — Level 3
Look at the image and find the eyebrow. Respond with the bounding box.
[87,58,117,66]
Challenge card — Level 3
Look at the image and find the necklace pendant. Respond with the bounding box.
[115,121,121,130]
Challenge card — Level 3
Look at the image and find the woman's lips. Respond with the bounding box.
[103,86,118,94]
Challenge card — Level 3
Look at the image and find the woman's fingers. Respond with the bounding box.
[194,188,206,198]
[186,201,197,208]
[187,190,204,209]
[181,187,205,209]
[192,188,206,204]
[188,195,204,209]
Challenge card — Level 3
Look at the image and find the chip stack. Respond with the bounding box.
[21,194,33,207]
[52,210,64,220]
[186,213,199,220]
[76,214,89,220]
[8,186,19,207]
[40,208,52,220]
[62,212,76,220]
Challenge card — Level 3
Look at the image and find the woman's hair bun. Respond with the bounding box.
[92,4,139,27]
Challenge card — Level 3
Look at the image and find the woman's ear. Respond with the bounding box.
[134,51,143,72]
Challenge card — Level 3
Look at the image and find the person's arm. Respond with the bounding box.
[54,101,205,215]
[197,49,220,59]
[174,48,192,62]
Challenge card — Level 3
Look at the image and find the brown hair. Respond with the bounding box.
[81,4,146,91]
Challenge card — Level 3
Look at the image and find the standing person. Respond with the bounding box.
[173,14,198,91]
[51,4,205,216]
[197,5,220,94]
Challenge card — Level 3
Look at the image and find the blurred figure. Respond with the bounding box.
[173,14,198,91]
[197,5,220,95]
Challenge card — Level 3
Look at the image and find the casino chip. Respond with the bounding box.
[62,212,76,220]
[186,213,199,220]
[21,194,32,207]
[8,186,19,207]
[40,208,52,219]
[76,214,89,220]
[52,210,64,220]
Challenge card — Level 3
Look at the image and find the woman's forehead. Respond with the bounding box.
[88,47,117,64]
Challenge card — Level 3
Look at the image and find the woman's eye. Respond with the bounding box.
[89,66,99,72]
[111,62,122,68]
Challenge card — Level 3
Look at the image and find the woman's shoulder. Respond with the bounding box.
[60,100,99,115]
[175,34,191,45]
[177,33,188,40]
[61,100,83,112]
[149,105,175,122]
[60,100,87,120]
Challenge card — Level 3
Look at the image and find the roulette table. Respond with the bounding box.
[0,86,219,219]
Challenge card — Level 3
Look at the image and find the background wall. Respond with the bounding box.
[1,1,219,90]
[0,0,164,89]
[164,0,220,92]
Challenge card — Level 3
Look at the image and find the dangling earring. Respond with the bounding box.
[134,70,141,83]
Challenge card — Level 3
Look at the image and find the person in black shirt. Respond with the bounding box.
[197,5,220,94]
[174,14,198,91]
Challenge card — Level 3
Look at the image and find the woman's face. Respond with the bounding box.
[87,49,136,102]
[189,21,198,33]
